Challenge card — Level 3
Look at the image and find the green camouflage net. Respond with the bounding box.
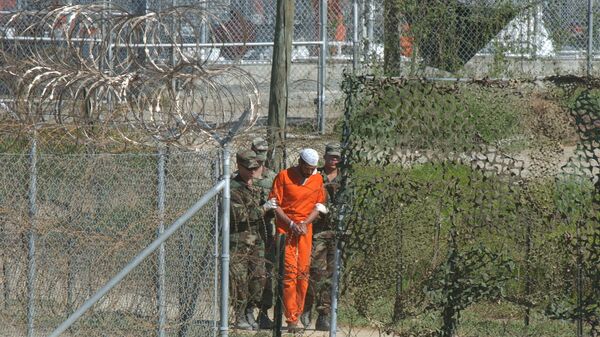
[338,75,599,337]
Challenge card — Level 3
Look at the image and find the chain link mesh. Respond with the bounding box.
[3,0,600,135]
[0,127,339,337]
[3,0,600,335]
[339,75,599,336]
[0,140,221,337]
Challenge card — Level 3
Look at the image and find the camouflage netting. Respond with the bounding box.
[338,75,600,337]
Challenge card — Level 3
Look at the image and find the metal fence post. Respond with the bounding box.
[171,0,177,67]
[213,155,221,336]
[588,0,594,76]
[3,250,8,310]
[26,131,38,337]
[65,237,75,335]
[157,146,167,337]
[219,144,231,337]
[524,215,532,326]
[366,0,374,58]
[352,0,359,72]
[200,0,208,62]
[329,208,343,337]
[273,234,286,337]
[531,4,538,59]
[329,78,355,337]
[317,0,328,134]
[576,219,583,337]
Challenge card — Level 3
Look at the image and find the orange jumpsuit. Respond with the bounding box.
[269,168,326,324]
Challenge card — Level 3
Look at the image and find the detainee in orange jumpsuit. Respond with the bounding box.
[269,148,326,331]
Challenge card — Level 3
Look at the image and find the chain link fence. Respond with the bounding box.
[357,0,600,75]
[3,0,600,134]
[0,136,222,337]
[0,127,339,337]
[2,1,600,336]
[339,75,599,337]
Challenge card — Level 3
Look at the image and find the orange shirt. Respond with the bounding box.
[269,167,326,233]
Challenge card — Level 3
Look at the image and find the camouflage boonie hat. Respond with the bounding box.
[252,137,268,152]
[325,143,341,156]
[236,150,260,169]
[255,151,267,162]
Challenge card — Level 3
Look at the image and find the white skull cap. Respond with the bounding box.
[300,148,319,166]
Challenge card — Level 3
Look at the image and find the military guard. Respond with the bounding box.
[302,143,341,331]
[230,150,278,330]
[250,137,277,329]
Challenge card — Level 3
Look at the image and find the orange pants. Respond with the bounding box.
[282,225,313,324]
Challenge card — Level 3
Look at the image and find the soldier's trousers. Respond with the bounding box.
[230,231,267,313]
[258,221,275,311]
[305,230,335,316]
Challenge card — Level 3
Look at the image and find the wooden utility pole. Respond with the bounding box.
[267,0,295,171]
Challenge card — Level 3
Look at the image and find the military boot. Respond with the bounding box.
[257,309,273,329]
[234,308,254,330]
[300,310,312,328]
[287,322,302,334]
[245,306,258,330]
[315,314,330,331]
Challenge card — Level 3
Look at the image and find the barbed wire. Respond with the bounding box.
[0,2,260,149]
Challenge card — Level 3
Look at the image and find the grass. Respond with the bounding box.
[341,162,593,337]
[336,300,577,337]
[457,303,576,337]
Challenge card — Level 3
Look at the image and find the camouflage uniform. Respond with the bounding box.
[252,137,277,323]
[229,152,268,322]
[304,144,341,319]
[254,167,276,311]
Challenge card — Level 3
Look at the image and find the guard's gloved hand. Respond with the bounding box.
[262,198,278,211]
[315,203,328,214]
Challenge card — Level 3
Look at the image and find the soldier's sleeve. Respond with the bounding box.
[230,189,248,226]
[248,185,265,221]
[317,178,327,204]
[266,170,277,184]
[262,172,276,198]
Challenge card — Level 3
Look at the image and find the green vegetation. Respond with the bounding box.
[338,300,577,337]
[344,78,528,165]
[340,162,597,336]
[339,76,600,336]
[2,75,598,337]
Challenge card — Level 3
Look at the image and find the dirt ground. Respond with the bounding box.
[294,326,381,337]
[241,325,383,337]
